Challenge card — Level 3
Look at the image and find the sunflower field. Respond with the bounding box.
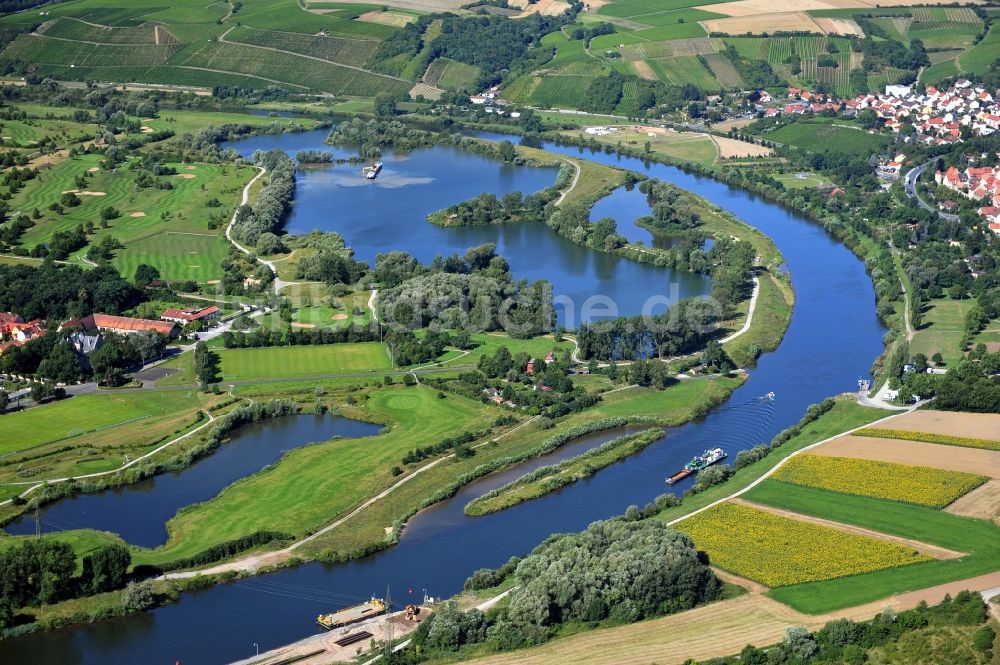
[677,503,932,587]
[772,454,987,508]
[855,428,1000,451]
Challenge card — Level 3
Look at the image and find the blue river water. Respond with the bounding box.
[4,416,382,547]
[1,130,885,665]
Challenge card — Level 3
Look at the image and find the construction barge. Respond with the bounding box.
[665,447,727,485]
[317,598,386,630]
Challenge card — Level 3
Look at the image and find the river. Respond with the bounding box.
[3,416,382,547]
[0,131,885,665]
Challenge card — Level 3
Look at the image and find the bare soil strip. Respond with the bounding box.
[712,135,773,158]
[887,410,1000,440]
[812,435,1000,478]
[730,498,965,560]
[631,60,657,81]
[946,479,1000,521]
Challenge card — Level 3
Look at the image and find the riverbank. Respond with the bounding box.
[464,428,666,516]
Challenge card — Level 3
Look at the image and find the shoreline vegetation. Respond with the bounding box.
[464,428,665,516]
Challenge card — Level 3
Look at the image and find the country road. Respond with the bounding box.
[904,161,959,222]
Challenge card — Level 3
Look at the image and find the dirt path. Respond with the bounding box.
[553,158,581,206]
[367,289,379,323]
[162,413,546,580]
[810,434,1000,478]
[0,411,217,506]
[730,498,965,560]
[175,65,311,90]
[946,479,1000,521]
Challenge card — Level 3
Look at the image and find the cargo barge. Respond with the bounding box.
[665,448,727,485]
[364,161,383,180]
[317,598,386,630]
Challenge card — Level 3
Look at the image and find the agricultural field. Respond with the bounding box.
[677,502,932,587]
[0,0,404,96]
[771,454,987,508]
[217,343,392,381]
[766,120,889,156]
[853,428,1000,452]
[745,480,1000,614]
[424,58,480,90]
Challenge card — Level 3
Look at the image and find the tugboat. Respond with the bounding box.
[665,448,727,485]
[364,161,383,180]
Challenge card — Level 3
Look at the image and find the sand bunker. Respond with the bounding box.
[87,167,100,172]
[175,173,196,179]
[290,322,317,329]
[130,212,146,217]
[62,189,106,196]
[330,313,349,321]
[140,126,154,133]
[185,165,196,170]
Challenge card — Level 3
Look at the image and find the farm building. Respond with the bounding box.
[161,306,221,325]
[77,313,179,338]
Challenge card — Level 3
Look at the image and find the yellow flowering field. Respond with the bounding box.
[772,454,987,508]
[677,503,931,587]
[855,428,1000,451]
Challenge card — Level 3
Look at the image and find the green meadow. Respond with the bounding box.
[219,343,393,381]
[0,390,202,455]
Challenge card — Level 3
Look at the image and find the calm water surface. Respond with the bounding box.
[229,130,711,325]
[3,131,885,665]
[3,416,380,547]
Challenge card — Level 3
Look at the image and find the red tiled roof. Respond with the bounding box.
[161,306,220,322]
[87,313,178,335]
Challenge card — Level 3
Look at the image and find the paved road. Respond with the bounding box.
[904,162,959,222]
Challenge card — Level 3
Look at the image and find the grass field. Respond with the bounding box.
[566,126,719,167]
[137,384,495,565]
[910,297,972,366]
[745,481,1000,614]
[112,232,231,284]
[774,172,831,189]
[0,391,202,455]
[767,120,889,156]
[677,502,932,588]
[217,343,392,381]
[771,455,987,509]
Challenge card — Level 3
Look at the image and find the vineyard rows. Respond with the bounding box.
[227,26,378,68]
[621,37,716,61]
[422,58,448,86]
[615,80,639,116]
[39,17,167,44]
[1,34,180,67]
[702,53,743,89]
[179,41,411,96]
[527,75,590,108]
